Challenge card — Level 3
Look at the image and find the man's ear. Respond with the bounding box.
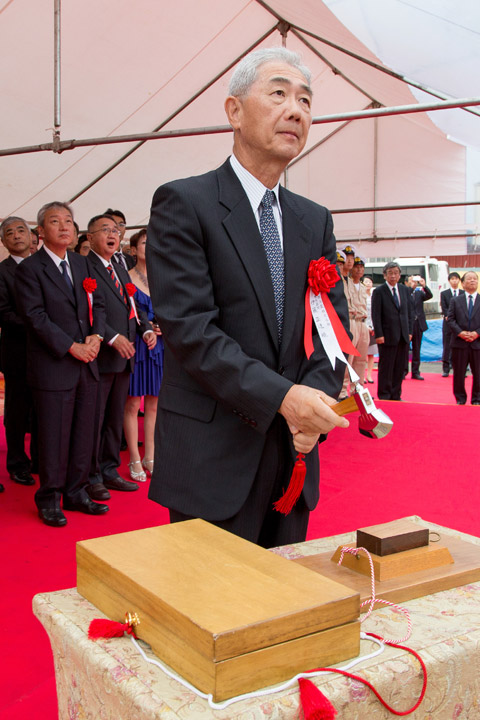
[224,95,242,130]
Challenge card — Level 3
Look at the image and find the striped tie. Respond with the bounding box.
[107,264,127,305]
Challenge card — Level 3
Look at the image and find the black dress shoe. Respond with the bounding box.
[441,373,449,378]
[38,507,67,527]
[411,375,424,380]
[472,401,480,405]
[457,401,466,405]
[103,475,139,492]
[87,482,111,501]
[63,498,109,515]
[10,470,35,485]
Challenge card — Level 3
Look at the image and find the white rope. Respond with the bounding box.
[130,631,385,710]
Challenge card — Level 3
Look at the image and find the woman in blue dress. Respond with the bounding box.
[123,230,163,482]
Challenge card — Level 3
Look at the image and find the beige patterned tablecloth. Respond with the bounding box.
[33,517,480,719]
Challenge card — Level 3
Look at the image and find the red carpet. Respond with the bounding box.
[1,373,478,719]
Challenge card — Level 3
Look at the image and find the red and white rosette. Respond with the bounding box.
[125,283,140,324]
[82,277,97,326]
[304,257,359,366]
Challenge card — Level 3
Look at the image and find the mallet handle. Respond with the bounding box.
[332,395,359,417]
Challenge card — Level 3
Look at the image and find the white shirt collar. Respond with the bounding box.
[10,254,26,264]
[43,244,69,268]
[91,250,113,269]
[229,154,282,220]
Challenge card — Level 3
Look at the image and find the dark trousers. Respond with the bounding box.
[410,320,423,376]
[442,320,453,373]
[377,341,408,400]
[169,417,310,548]
[33,365,98,510]
[3,370,37,474]
[90,369,131,483]
[451,345,480,404]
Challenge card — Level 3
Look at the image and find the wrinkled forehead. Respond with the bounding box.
[3,219,29,233]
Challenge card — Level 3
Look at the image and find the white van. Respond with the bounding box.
[363,257,449,315]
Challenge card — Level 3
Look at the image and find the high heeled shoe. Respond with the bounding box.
[128,460,147,482]
[142,458,154,475]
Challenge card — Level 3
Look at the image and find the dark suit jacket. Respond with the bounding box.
[146,158,349,520]
[14,248,106,390]
[448,293,480,349]
[0,256,28,376]
[410,285,433,332]
[371,282,413,345]
[87,251,151,374]
[441,288,464,320]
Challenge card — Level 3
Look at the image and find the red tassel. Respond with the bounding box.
[88,618,133,639]
[273,453,306,515]
[299,677,337,720]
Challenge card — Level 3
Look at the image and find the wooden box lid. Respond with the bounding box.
[77,519,359,662]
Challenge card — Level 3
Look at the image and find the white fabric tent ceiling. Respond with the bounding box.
[1,0,479,257]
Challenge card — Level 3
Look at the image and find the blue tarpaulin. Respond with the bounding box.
[420,318,443,361]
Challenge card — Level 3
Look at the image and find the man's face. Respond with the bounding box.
[351,263,364,282]
[343,254,354,272]
[88,218,121,260]
[1,221,31,257]
[463,272,478,294]
[384,267,401,284]
[110,214,126,243]
[449,276,460,290]
[226,61,312,169]
[39,207,75,256]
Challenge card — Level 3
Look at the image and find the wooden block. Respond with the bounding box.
[294,535,480,610]
[77,520,360,701]
[331,542,453,581]
[357,519,429,556]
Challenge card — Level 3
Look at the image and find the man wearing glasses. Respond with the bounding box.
[105,208,135,270]
[86,214,155,500]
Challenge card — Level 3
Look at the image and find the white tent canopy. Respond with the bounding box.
[1,0,479,258]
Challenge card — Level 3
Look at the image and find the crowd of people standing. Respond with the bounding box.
[0,205,163,523]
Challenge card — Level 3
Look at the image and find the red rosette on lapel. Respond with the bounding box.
[82,277,97,326]
[304,257,357,359]
[125,282,139,323]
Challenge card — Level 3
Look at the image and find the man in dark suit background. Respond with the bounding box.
[146,47,350,548]
[15,202,108,526]
[86,214,156,500]
[0,217,37,489]
[408,275,433,380]
[372,261,413,400]
[441,272,463,377]
[448,271,480,405]
[105,208,135,270]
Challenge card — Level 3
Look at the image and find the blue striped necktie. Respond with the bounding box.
[468,295,473,329]
[259,189,284,342]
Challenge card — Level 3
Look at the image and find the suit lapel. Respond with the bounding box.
[91,252,128,308]
[279,189,312,356]
[39,247,76,306]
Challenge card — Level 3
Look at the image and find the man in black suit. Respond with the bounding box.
[441,272,463,377]
[86,214,155,499]
[448,271,480,405]
[372,261,413,400]
[0,217,37,487]
[15,202,108,526]
[105,208,135,270]
[408,275,433,380]
[146,47,349,547]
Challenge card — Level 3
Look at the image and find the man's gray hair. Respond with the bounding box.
[383,261,402,274]
[37,201,73,227]
[228,47,311,97]
[0,216,29,241]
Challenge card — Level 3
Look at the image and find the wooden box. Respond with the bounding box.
[77,519,360,701]
[357,519,429,557]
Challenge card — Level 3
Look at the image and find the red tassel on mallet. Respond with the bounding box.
[298,677,337,720]
[273,453,306,515]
